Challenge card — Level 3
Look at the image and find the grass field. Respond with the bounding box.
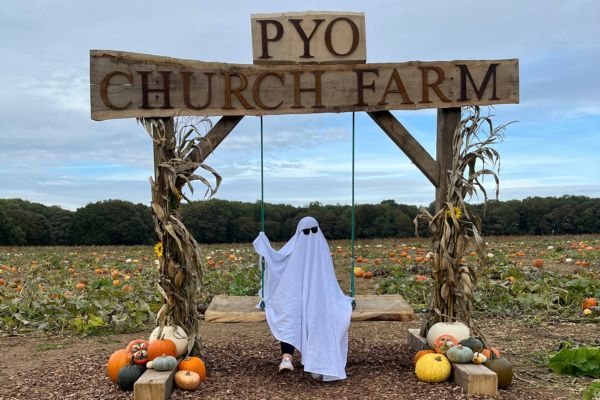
[1,235,598,335]
[1,235,599,399]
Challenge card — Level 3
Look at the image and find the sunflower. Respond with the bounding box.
[154,242,163,258]
[446,206,462,220]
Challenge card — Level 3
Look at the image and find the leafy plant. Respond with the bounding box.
[582,382,600,400]
[548,347,600,377]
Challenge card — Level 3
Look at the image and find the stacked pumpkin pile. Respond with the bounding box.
[414,322,513,390]
[582,297,599,316]
[107,325,206,392]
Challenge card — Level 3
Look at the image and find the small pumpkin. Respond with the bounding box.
[582,297,598,310]
[485,353,513,389]
[415,353,451,383]
[459,337,484,353]
[149,325,190,358]
[107,349,130,384]
[482,347,500,360]
[178,356,206,381]
[152,354,178,371]
[148,338,177,361]
[472,352,487,365]
[426,322,470,348]
[446,345,474,364]
[174,370,201,391]
[126,340,149,365]
[532,259,544,268]
[117,358,144,391]
[413,349,436,366]
[433,334,458,354]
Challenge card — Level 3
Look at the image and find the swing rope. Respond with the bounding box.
[350,112,356,309]
[258,114,357,310]
[259,116,266,310]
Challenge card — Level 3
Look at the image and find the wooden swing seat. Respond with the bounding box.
[204,294,414,323]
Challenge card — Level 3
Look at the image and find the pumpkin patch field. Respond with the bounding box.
[1,235,599,399]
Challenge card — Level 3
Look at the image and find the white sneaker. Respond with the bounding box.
[278,358,294,372]
[310,373,323,381]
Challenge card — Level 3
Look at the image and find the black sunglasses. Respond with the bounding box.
[302,226,319,235]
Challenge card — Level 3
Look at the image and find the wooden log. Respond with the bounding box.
[407,328,430,352]
[205,295,414,323]
[368,111,440,187]
[352,294,414,321]
[90,50,519,121]
[134,368,177,400]
[452,363,498,396]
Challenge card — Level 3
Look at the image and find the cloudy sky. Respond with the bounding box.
[1,1,598,210]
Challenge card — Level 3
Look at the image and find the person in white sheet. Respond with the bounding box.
[252,216,352,381]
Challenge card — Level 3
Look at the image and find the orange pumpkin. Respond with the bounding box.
[413,349,436,366]
[532,259,544,268]
[364,271,373,279]
[174,370,201,391]
[482,347,501,359]
[107,349,130,383]
[178,356,206,381]
[148,339,177,360]
[126,339,150,365]
[0,278,6,286]
[582,297,598,310]
[434,334,458,354]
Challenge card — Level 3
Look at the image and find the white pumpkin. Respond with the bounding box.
[149,325,189,357]
[426,322,470,348]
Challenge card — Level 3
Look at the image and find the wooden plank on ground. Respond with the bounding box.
[352,294,414,321]
[205,295,266,323]
[407,328,430,351]
[205,294,414,323]
[453,363,498,396]
[134,367,177,400]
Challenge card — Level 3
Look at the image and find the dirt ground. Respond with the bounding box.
[1,315,596,400]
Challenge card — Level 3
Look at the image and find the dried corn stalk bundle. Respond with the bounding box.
[138,116,220,356]
[416,106,508,345]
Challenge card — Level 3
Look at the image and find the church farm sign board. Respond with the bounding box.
[90,12,518,121]
[251,11,367,64]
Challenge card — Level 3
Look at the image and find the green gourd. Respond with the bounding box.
[152,355,178,371]
[446,345,474,364]
[459,337,484,353]
[117,358,144,391]
[484,354,513,389]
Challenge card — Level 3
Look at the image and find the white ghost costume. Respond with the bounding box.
[252,216,352,381]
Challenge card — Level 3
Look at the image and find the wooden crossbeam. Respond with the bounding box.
[367,111,440,187]
[188,115,244,163]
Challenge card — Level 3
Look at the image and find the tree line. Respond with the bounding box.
[0,195,598,246]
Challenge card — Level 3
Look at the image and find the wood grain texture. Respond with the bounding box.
[368,111,440,187]
[90,50,519,121]
[134,368,177,400]
[407,329,431,352]
[453,363,498,396]
[435,108,461,203]
[189,115,244,163]
[251,11,366,65]
[205,295,414,323]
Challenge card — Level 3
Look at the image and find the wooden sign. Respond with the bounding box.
[251,11,366,65]
[90,50,519,121]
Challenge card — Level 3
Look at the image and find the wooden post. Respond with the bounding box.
[435,108,461,211]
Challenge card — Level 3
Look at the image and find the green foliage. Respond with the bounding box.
[582,382,600,400]
[2,196,600,245]
[548,347,600,377]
